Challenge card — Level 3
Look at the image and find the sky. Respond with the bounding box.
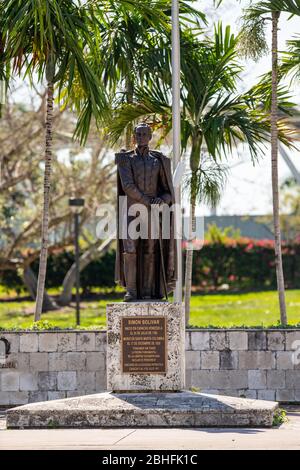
[196,0,300,216]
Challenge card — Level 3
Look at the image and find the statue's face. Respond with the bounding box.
[134,126,152,147]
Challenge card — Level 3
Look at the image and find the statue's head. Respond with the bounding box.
[134,123,152,147]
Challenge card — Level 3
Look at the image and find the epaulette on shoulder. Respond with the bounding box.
[150,149,168,160]
[115,150,134,165]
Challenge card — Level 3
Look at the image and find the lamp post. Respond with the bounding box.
[172,0,182,304]
[69,197,85,326]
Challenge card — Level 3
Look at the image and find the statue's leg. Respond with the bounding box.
[123,238,138,302]
[143,236,156,300]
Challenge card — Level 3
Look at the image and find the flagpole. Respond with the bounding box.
[172,0,182,304]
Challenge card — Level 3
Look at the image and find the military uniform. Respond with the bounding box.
[115,146,177,301]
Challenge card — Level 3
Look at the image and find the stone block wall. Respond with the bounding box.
[0,332,106,405]
[0,329,300,405]
[185,330,300,402]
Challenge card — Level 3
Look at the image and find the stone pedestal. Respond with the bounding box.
[106,302,185,392]
[6,392,278,428]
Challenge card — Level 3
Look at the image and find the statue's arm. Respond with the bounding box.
[116,154,151,206]
[158,160,172,205]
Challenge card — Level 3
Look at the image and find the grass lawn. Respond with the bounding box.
[0,287,300,329]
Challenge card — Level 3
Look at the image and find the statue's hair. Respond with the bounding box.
[134,122,152,135]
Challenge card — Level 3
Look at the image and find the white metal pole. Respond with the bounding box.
[172,0,182,303]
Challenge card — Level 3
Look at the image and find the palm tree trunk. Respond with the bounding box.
[184,194,196,326]
[271,11,287,325]
[125,75,134,149]
[0,31,5,115]
[184,136,202,326]
[34,81,54,321]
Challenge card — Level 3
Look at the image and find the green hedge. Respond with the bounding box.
[193,240,300,291]
[1,240,300,294]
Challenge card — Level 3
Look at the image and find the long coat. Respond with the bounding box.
[114,149,177,299]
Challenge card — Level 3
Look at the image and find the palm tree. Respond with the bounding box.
[98,1,204,149]
[1,0,107,320]
[239,0,300,325]
[108,23,289,324]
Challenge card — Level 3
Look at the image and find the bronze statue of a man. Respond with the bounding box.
[114,123,177,301]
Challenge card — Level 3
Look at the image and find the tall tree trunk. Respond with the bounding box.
[271,11,287,325]
[34,81,54,321]
[184,136,202,326]
[125,75,134,149]
[23,265,57,312]
[0,30,5,115]
[58,236,114,306]
[184,192,196,326]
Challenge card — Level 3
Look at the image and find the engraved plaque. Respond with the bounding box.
[121,316,167,374]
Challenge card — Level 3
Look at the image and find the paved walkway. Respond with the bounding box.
[1,407,300,450]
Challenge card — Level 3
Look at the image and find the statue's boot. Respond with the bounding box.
[123,253,137,302]
[143,253,155,300]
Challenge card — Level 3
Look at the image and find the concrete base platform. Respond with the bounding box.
[6,392,278,428]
